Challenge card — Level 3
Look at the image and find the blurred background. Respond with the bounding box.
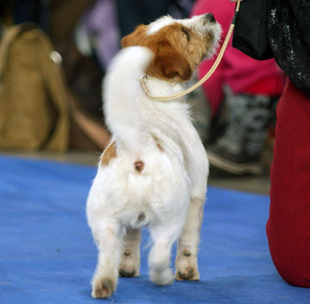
[0,0,285,194]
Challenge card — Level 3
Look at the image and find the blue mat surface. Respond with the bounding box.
[1,155,309,304]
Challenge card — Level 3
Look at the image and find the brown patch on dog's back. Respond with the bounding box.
[101,141,117,166]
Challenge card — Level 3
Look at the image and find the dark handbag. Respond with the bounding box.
[232,0,273,60]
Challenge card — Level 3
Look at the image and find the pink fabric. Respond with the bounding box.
[191,0,284,117]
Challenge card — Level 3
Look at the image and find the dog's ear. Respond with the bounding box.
[148,41,192,81]
[121,25,147,48]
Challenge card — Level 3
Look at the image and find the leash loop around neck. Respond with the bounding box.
[140,0,241,101]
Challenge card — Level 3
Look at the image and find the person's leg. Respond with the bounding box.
[267,79,310,288]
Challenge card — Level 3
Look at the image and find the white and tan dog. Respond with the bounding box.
[86,13,221,298]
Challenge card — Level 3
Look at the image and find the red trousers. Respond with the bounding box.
[267,78,310,287]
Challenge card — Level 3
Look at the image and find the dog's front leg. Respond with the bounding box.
[175,197,204,281]
[148,221,184,285]
[91,220,122,299]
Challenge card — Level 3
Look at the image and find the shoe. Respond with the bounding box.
[206,93,272,175]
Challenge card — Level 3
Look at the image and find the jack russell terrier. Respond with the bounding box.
[86,13,221,298]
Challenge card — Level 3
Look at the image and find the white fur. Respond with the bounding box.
[104,47,155,158]
[147,16,175,35]
[86,15,220,298]
[180,15,222,58]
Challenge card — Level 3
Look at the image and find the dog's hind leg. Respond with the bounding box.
[91,219,122,299]
[119,227,141,277]
[148,221,184,285]
[175,196,205,281]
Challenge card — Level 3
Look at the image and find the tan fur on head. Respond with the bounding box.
[121,18,215,82]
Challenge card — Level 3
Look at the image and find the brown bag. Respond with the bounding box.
[0,22,69,151]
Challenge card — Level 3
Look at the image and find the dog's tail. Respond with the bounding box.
[104,46,154,157]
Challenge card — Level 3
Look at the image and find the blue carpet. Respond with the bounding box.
[0,155,309,304]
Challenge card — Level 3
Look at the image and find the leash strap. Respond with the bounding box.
[140,0,241,101]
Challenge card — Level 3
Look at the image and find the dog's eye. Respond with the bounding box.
[181,27,190,42]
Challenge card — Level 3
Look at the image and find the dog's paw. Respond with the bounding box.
[91,274,117,299]
[119,252,140,277]
[175,253,200,281]
[150,267,174,285]
[175,269,200,281]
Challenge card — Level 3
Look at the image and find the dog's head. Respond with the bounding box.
[121,14,221,82]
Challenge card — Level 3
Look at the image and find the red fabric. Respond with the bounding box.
[244,74,284,96]
[267,78,310,288]
[191,0,284,117]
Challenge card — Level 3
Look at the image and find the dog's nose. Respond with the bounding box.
[205,13,216,23]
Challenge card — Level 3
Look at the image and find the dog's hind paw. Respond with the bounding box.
[119,252,140,277]
[150,267,174,285]
[119,267,139,277]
